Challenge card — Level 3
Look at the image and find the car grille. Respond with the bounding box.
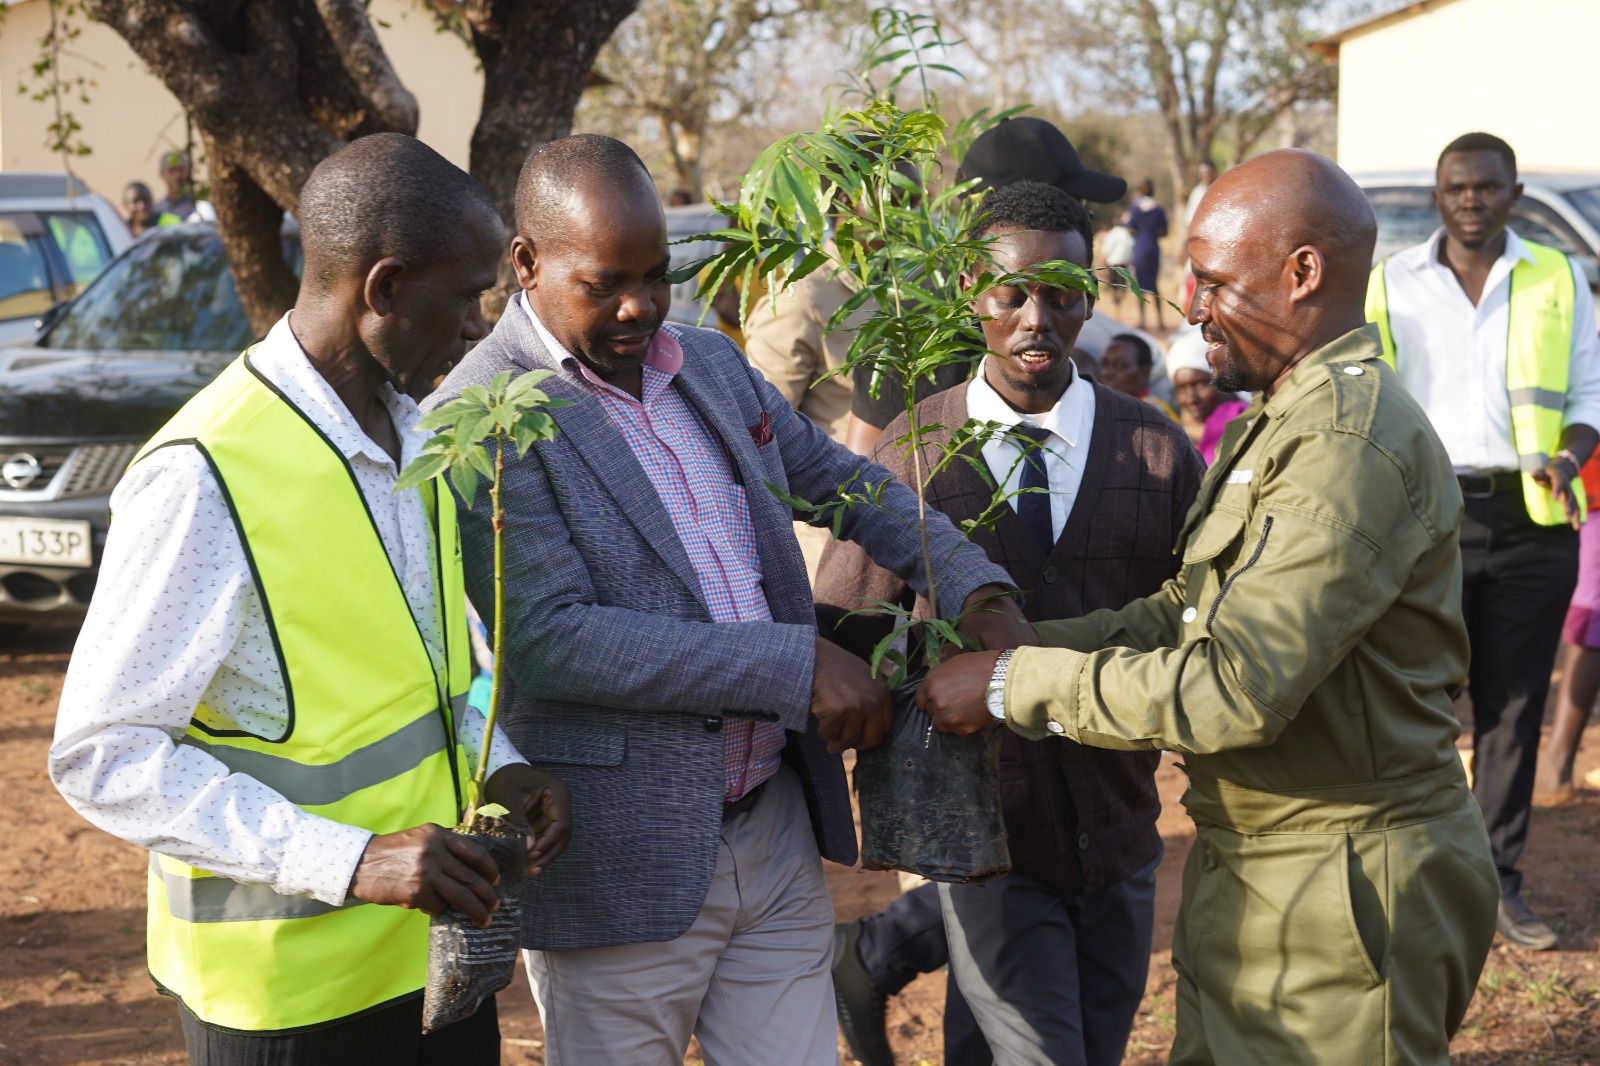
[59,443,140,498]
[0,442,138,500]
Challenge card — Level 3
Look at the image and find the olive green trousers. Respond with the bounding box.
[1170,762,1499,1065]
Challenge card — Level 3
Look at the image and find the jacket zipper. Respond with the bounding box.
[1206,516,1273,635]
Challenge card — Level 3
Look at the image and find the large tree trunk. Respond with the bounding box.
[90,0,635,331]
[464,0,639,321]
[86,0,416,331]
[207,137,301,336]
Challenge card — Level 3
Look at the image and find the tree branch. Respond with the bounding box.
[312,0,420,133]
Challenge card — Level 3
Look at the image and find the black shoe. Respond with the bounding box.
[833,919,893,1066]
[1497,892,1559,951]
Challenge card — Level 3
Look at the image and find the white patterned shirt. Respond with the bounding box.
[50,314,523,906]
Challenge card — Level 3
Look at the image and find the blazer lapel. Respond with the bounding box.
[500,300,709,609]
[673,360,770,499]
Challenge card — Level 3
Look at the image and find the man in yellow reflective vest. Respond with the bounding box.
[1365,131,1600,951]
[50,133,571,1064]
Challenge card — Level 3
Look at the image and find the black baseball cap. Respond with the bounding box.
[957,117,1127,204]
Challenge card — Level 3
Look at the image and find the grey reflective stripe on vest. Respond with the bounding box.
[1508,387,1567,410]
[180,697,464,807]
[151,853,367,922]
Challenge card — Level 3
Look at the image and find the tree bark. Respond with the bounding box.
[90,0,633,329]
[86,0,419,327]
[206,136,300,337]
[463,0,640,320]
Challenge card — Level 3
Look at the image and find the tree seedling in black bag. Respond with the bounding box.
[395,369,566,1031]
[674,9,1111,883]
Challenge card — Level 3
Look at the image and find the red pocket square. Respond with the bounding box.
[748,411,773,447]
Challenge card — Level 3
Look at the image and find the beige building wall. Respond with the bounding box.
[0,0,482,202]
[1334,0,1600,174]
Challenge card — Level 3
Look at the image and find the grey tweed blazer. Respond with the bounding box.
[427,295,1011,951]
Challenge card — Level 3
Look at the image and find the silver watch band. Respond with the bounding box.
[985,649,1015,721]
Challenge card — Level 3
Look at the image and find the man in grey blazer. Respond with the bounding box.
[428,134,1027,1065]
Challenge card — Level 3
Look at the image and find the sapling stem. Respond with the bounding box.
[466,435,508,823]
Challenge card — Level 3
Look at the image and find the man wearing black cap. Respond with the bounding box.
[957,115,1128,201]
[844,117,1128,455]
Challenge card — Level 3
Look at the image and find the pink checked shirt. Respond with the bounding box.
[525,302,786,801]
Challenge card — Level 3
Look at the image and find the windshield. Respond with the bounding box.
[42,227,300,351]
[1564,187,1600,237]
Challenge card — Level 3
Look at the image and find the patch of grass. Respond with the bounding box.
[1479,968,1516,995]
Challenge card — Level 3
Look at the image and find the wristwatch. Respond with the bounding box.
[1554,449,1581,477]
[985,649,1015,721]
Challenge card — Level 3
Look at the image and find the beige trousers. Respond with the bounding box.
[523,765,839,1066]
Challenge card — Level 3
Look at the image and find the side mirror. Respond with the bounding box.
[1579,255,1600,295]
[33,300,69,337]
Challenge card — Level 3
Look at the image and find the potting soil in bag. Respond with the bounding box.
[421,819,525,1033]
[856,677,1011,883]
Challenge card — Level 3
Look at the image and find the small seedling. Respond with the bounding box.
[395,369,567,821]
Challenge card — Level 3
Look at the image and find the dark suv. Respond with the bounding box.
[0,222,300,633]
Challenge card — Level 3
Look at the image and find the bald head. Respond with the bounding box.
[1194,149,1375,305]
[509,135,672,388]
[1186,150,1376,395]
[298,133,500,291]
[515,134,658,247]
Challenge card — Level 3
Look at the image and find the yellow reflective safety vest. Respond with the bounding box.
[134,352,472,1031]
[1367,239,1583,525]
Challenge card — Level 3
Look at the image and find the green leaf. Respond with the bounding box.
[449,459,479,510]
[764,480,819,515]
[789,248,831,285]
[393,451,450,495]
[468,445,495,479]
[416,398,480,432]
[505,368,556,400]
[475,803,510,819]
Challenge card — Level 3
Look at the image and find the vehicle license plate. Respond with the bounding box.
[0,517,92,567]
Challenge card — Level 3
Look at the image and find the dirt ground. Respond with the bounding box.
[4,624,1599,1065]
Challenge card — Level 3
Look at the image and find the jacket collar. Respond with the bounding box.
[484,294,710,609]
[1262,324,1384,421]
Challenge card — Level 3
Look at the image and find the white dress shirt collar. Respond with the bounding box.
[965,359,1096,544]
[966,359,1089,448]
[1381,228,1600,472]
[254,313,424,473]
[1399,226,1538,307]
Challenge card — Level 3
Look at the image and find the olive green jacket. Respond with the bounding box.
[1003,325,1470,795]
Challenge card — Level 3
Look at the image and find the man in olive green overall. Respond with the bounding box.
[917,149,1500,1065]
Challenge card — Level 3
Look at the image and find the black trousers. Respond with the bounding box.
[940,855,1159,1066]
[176,992,499,1066]
[1459,490,1579,896]
[856,882,992,1065]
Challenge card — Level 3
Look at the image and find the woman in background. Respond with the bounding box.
[1165,329,1247,466]
[1121,179,1168,330]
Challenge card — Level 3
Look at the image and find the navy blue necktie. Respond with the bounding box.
[1013,424,1054,552]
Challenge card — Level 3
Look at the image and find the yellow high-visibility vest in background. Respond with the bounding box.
[134,353,472,1031]
[1367,239,1583,526]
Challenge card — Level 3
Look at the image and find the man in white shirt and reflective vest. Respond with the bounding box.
[50,134,571,1064]
[1365,131,1600,951]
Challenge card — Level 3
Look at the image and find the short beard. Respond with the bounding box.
[1000,369,1059,395]
[1212,356,1249,395]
